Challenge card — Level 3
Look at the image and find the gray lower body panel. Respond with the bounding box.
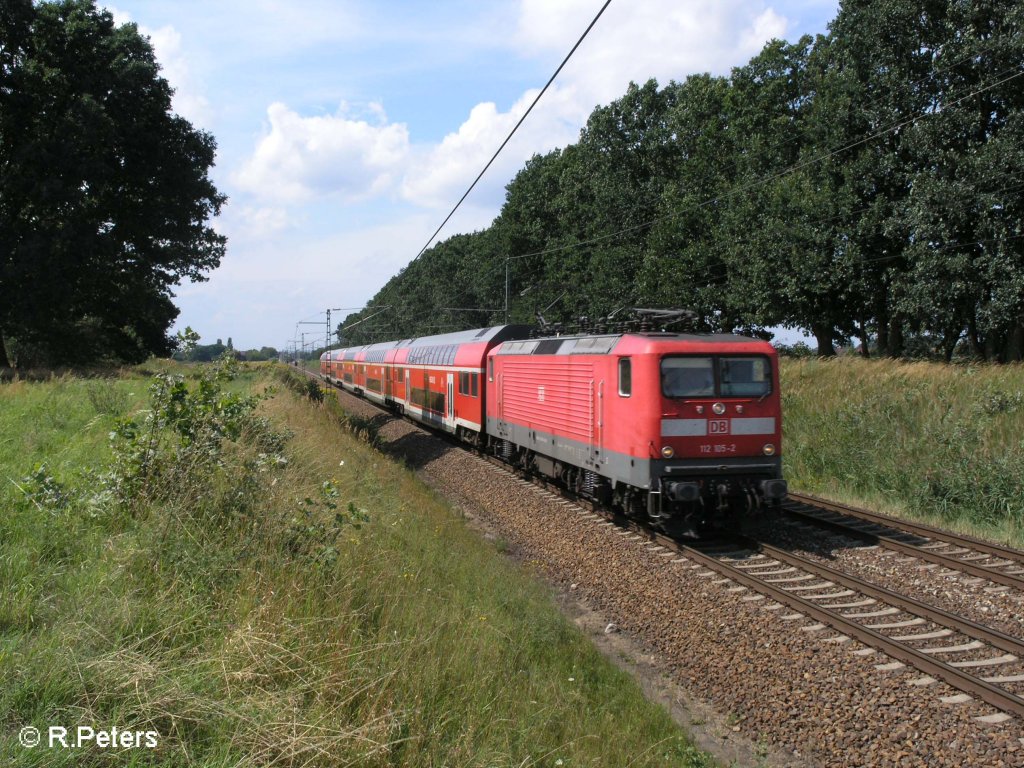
[486,417,782,491]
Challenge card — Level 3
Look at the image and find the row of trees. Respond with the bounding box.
[171,337,282,363]
[341,0,1024,361]
[1,1,225,367]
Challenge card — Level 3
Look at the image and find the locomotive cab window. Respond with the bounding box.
[719,356,771,397]
[661,355,772,398]
[661,357,714,397]
[617,358,631,397]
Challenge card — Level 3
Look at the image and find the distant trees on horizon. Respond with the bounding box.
[341,0,1024,362]
[0,1,225,368]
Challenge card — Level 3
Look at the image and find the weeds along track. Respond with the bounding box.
[684,537,1024,721]
[783,492,1024,591]
[470,454,1024,724]
[305,370,1024,763]
[472,455,1024,722]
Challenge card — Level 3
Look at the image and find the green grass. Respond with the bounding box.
[1,363,712,767]
[781,356,1024,546]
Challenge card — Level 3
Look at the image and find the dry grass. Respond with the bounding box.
[781,355,1024,546]
[1,364,712,767]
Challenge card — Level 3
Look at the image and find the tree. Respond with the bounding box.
[0,0,225,367]
[894,0,1024,361]
[719,36,866,356]
[640,73,746,332]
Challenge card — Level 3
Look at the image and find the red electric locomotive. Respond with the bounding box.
[322,321,786,532]
[486,330,786,533]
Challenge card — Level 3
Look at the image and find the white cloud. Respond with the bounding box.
[400,99,522,210]
[231,205,296,238]
[740,8,790,53]
[516,0,791,104]
[399,85,587,211]
[146,24,211,125]
[398,1,793,212]
[235,102,411,203]
[230,1,796,215]
[154,0,831,347]
[107,7,211,126]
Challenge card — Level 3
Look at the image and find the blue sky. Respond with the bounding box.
[106,0,839,351]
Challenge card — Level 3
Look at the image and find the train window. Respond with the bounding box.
[534,339,563,355]
[719,356,771,397]
[471,373,478,397]
[488,359,494,382]
[661,357,715,397]
[618,358,631,397]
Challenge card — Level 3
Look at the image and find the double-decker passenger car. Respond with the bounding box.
[322,326,529,440]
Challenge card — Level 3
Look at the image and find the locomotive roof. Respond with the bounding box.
[495,331,770,356]
[331,324,531,361]
[397,324,530,349]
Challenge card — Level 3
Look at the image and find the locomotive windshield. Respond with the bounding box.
[661,355,771,398]
[660,357,715,396]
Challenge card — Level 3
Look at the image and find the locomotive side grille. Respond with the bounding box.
[500,359,594,443]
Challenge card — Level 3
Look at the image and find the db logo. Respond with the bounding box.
[709,419,729,435]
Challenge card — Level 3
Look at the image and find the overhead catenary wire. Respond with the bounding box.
[465,172,1024,295]
[506,63,1024,264]
[348,42,1023,339]
[424,30,1024,287]
[339,0,613,339]
[381,0,613,299]
[439,61,1024,303]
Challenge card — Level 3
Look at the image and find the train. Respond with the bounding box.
[320,322,786,534]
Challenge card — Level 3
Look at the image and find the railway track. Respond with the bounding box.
[782,492,1024,591]
[307,370,1024,722]
[472,453,1024,720]
[682,538,1024,721]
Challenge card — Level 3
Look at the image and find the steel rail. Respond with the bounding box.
[672,538,1024,719]
[786,508,1024,591]
[784,493,1024,591]
[310,369,1024,716]
[475,456,1024,719]
[788,491,1024,563]
[523,473,1024,717]
[750,540,1024,657]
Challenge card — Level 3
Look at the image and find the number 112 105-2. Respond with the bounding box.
[699,444,737,454]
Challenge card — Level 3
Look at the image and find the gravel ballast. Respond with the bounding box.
[328,386,1024,767]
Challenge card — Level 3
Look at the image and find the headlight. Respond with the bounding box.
[735,404,745,414]
[712,402,726,415]
[661,445,675,458]
[763,443,776,456]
